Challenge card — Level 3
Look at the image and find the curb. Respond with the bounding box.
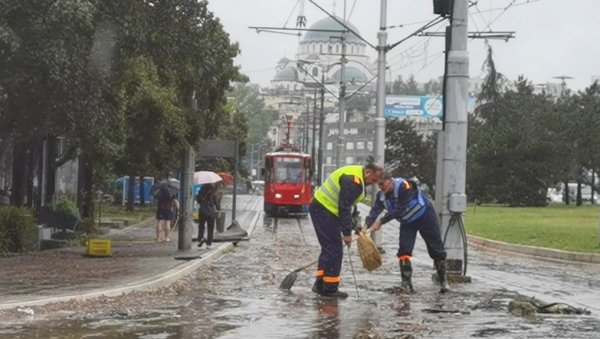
[0,211,261,311]
[468,235,600,264]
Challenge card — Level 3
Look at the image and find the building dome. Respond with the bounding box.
[273,67,298,81]
[277,57,290,65]
[302,16,363,45]
[331,66,368,83]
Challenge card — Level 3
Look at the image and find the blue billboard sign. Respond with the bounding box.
[384,95,443,120]
[384,95,476,121]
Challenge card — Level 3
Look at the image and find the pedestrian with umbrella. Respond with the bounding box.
[194,171,224,249]
[154,180,180,242]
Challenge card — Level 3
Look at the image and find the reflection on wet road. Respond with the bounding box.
[1,196,600,338]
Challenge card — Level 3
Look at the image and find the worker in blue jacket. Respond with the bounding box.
[310,162,383,299]
[365,172,450,293]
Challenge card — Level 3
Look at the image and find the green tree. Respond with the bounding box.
[384,118,436,190]
[468,47,560,206]
[228,83,271,144]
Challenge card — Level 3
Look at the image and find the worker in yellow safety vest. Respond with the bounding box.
[310,162,383,299]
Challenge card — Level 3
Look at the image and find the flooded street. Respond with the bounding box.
[1,197,600,338]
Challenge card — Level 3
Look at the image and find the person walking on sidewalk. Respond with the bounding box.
[310,161,384,299]
[365,172,450,293]
[155,186,179,242]
[196,183,218,249]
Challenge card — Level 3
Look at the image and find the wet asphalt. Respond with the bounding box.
[1,195,599,338]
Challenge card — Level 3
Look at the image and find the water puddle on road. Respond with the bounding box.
[2,214,600,338]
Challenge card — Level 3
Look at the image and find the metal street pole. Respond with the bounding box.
[335,1,348,167]
[435,0,470,278]
[178,90,196,251]
[311,90,317,178]
[317,73,325,186]
[336,34,347,167]
[371,0,388,250]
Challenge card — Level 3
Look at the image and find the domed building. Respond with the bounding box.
[268,16,378,177]
[271,16,375,94]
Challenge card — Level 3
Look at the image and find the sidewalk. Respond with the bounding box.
[0,199,261,311]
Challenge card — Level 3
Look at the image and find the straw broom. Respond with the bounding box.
[356,230,382,272]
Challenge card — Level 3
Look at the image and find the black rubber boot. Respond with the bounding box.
[400,259,414,293]
[435,259,450,293]
[317,289,349,299]
[311,280,323,293]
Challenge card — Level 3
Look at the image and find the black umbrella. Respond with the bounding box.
[153,178,180,196]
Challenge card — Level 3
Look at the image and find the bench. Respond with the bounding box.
[38,207,80,240]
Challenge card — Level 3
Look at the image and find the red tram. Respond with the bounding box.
[263,144,312,217]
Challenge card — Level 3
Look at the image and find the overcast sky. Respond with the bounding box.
[207,0,599,92]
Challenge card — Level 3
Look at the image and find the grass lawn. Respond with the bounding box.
[465,203,600,254]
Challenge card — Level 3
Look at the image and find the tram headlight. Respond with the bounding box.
[275,193,282,199]
[293,194,300,199]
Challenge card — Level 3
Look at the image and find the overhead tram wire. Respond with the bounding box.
[307,0,376,50]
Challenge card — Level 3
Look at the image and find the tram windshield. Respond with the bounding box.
[273,157,304,183]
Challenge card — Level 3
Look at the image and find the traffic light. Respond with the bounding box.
[433,0,452,16]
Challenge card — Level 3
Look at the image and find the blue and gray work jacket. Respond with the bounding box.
[365,178,428,226]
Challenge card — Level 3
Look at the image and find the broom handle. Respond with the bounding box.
[293,258,319,272]
[292,230,371,273]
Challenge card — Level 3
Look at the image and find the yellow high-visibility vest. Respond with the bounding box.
[313,165,365,216]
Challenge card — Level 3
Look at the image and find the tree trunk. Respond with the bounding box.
[576,179,582,206]
[126,175,135,212]
[77,152,95,218]
[139,175,146,207]
[46,136,57,205]
[27,143,37,210]
[11,142,28,207]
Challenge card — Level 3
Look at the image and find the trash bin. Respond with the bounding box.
[216,211,226,233]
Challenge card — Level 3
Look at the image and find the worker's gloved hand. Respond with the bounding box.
[343,235,352,247]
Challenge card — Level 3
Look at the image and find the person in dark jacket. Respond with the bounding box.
[310,162,383,299]
[365,172,449,293]
[156,185,179,242]
[196,183,218,248]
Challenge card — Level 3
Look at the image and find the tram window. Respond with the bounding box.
[274,157,303,183]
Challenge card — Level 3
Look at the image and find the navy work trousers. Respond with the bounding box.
[309,201,343,292]
[397,201,447,261]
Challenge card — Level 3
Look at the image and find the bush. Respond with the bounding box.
[51,197,81,220]
[0,206,37,254]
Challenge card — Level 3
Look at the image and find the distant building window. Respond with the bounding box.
[326,142,333,150]
[367,141,373,151]
[346,142,354,150]
[356,141,365,150]
[345,156,354,164]
[312,67,319,77]
[326,156,332,164]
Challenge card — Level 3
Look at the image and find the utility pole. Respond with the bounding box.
[336,35,347,167]
[178,90,196,251]
[371,0,388,251]
[311,90,317,179]
[434,0,470,279]
[318,73,325,186]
